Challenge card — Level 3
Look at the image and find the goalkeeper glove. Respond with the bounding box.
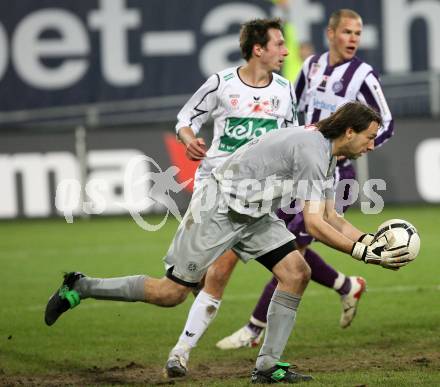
[357,233,375,246]
[351,230,411,269]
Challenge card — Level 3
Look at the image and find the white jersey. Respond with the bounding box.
[176,66,299,183]
[295,53,393,147]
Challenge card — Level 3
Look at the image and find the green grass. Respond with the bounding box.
[0,205,439,386]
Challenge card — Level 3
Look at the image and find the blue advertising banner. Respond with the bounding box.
[0,0,438,124]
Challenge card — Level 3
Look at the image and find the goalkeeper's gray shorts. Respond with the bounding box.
[163,178,295,286]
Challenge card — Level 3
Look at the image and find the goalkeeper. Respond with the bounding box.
[45,102,411,384]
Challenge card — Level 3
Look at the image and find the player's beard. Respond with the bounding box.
[347,152,360,160]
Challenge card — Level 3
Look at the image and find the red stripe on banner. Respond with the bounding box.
[163,133,200,193]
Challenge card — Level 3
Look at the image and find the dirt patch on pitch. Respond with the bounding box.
[1,352,439,386]
[0,360,252,387]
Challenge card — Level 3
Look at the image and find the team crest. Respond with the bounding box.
[332,81,343,93]
[309,62,320,77]
[230,98,239,109]
[270,96,280,111]
[229,94,240,110]
[187,262,198,272]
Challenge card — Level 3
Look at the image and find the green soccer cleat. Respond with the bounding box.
[251,362,313,384]
[44,272,84,326]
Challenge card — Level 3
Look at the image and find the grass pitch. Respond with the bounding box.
[0,205,439,386]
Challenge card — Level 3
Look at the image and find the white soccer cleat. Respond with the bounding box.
[216,326,264,350]
[165,343,190,378]
[340,276,367,329]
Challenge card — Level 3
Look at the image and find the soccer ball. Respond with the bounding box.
[373,219,420,260]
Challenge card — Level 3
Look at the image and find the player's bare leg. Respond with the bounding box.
[143,277,192,306]
[166,250,239,377]
[203,250,239,298]
[45,274,192,326]
[251,250,313,383]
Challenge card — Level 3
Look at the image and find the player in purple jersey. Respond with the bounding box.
[217,9,394,350]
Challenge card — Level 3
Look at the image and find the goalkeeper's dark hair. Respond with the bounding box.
[317,102,383,140]
[239,18,283,61]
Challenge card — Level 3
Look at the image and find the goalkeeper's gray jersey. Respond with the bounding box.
[213,126,336,218]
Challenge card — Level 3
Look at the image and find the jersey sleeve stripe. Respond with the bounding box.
[284,81,298,125]
[358,78,394,147]
[374,119,394,146]
[359,80,381,112]
[189,74,220,125]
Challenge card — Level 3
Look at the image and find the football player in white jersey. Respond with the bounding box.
[217,9,394,351]
[164,18,298,377]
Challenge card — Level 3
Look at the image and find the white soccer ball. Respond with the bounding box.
[374,218,420,261]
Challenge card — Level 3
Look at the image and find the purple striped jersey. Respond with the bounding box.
[295,52,393,148]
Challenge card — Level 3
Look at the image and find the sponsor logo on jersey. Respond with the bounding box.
[317,75,329,92]
[332,81,343,93]
[219,117,278,153]
[248,96,263,112]
[312,98,337,113]
[248,96,281,114]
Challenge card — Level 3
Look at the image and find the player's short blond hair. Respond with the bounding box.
[328,9,362,31]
